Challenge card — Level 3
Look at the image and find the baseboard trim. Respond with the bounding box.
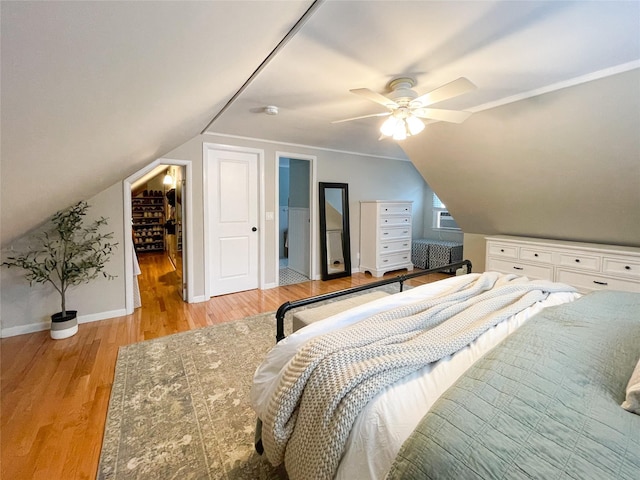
[191,295,208,303]
[1,322,49,338]
[1,308,128,338]
[78,309,127,324]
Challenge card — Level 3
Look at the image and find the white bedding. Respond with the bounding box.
[251,273,581,480]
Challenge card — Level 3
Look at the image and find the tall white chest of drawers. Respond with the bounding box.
[360,200,414,277]
[486,235,640,293]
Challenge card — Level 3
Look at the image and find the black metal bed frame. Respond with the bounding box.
[275,259,472,342]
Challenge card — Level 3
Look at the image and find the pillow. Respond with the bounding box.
[622,358,640,414]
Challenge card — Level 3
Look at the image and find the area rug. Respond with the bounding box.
[98,284,406,480]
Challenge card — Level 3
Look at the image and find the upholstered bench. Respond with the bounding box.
[411,239,431,268]
[292,290,391,332]
[411,239,463,271]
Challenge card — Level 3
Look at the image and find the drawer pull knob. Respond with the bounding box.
[575,259,580,263]
[513,266,524,270]
[625,265,631,270]
[383,232,389,236]
[383,259,388,263]
[500,249,504,252]
[534,253,539,257]
[593,280,608,286]
[383,246,388,249]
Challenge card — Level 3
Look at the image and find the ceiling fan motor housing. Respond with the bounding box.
[387,77,419,106]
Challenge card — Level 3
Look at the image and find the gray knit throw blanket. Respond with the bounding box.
[261,273,576,480]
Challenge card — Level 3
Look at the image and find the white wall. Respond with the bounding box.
[1,183,126,337]
[167,134,428,283]
[0,133,429,336]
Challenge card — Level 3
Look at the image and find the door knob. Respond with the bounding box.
[252,227,257,232]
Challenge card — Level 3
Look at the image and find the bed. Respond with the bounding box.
[250,265,640,480]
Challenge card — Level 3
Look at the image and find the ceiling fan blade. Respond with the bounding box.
[412,108,472,124]
[350,88,399,108]
[332,111,391,124]
[411,77,476,107]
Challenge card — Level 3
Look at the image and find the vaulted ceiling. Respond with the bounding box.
[2,1,639,246]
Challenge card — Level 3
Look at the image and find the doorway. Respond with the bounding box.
[123,159,193,314]
[130,165,186,301]
[277,153,314,286]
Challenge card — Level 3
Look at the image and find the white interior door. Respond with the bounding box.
[208,149,259,296]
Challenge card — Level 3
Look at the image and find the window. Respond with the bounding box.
[432,193,446,209]
[433,194,461,230]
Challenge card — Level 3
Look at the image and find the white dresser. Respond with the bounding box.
[485,235,640,293]
[360,200,413,277]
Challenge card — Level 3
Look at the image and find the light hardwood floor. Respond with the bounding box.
[1,253,448,479]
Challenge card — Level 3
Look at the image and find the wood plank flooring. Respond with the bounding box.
[1,253,448,479]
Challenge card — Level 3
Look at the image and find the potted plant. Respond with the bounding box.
[2,201,118,339]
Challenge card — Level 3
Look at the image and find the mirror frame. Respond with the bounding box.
[319,182,352,280]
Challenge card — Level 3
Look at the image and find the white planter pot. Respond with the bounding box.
[50,311,78,340]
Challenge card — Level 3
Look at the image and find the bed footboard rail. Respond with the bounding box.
[275,260,472,342]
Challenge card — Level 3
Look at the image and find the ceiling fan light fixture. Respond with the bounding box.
[380,116,400,136]
[339,76,476,140]
[381,114,424,140]
[406,115,425,135]
[392,122,407,141]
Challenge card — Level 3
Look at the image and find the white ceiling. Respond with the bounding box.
[2,0,639,245]
[209,0,640,158]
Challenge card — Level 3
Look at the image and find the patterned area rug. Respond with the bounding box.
[98,285,406,480]
[98,310,288,480]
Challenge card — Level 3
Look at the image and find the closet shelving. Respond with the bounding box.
[132,191,165,253]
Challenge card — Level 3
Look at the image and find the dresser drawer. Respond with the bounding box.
[380,226,411,240]
[488,243,518,259]
[380,203,412,215]
[380,215,411,227]
[380,239,411,254]
[558,253,600,272]
[487,258,553,281]
[602,257,640,280]
[556,269,640,294]
[519,248,553,264]
[378,251,412,268]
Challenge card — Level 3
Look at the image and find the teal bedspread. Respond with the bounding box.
[387,290,640,480]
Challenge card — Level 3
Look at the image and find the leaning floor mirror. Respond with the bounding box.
[319,182,352,280]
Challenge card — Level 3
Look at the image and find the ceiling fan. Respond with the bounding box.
[333,77,476,140]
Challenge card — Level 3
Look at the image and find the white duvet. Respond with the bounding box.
[251,273,581,480]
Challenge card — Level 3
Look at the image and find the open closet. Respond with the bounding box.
[131,164,185,302]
